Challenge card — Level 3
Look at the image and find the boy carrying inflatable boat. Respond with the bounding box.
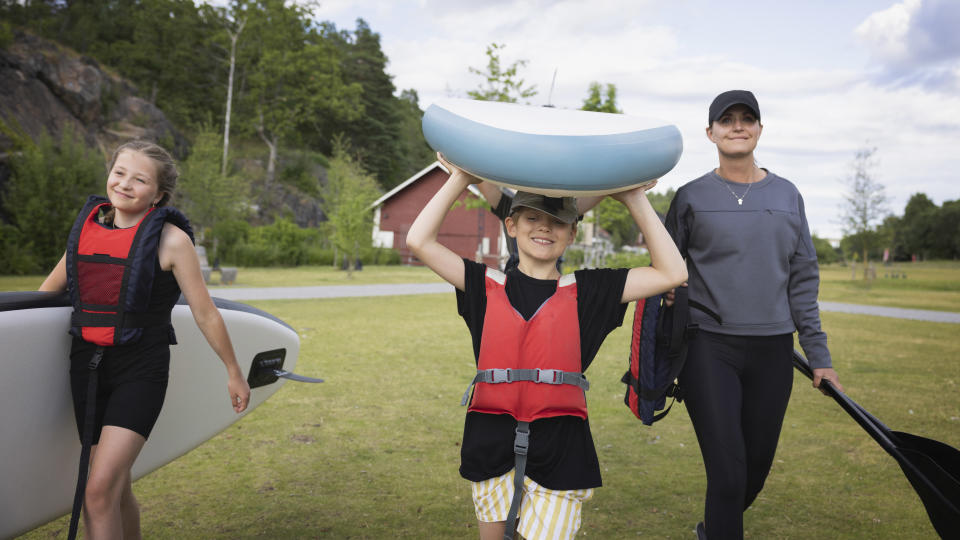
[407,153,686,540]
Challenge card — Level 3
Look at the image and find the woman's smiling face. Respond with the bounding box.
[707,105,762,159]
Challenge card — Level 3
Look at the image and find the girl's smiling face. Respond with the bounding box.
[106,150,163,220]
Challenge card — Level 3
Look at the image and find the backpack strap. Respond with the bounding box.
[460,368,589,406]
[638,286,698,401]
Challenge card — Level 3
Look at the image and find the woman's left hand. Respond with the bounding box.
[229,373,251,413]
[812,368,844,394]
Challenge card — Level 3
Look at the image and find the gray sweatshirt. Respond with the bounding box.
[665,170,832,369]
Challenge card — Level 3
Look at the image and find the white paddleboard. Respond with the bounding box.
[421,98,683,196]
[0,291,302,539]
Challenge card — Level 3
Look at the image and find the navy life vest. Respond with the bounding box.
[622,286,716,425]
[65,195,194,346]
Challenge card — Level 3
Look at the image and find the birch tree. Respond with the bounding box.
[839,146,889,278]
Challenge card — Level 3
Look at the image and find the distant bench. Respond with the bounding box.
[195,246,238,285]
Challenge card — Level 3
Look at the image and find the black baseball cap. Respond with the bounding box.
[510,191,579,224]
[708,90,760,125]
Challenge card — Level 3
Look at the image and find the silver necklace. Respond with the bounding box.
[715,169,756,205]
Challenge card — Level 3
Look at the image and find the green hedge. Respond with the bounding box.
[604,251,652,269]
[212,218,400,267]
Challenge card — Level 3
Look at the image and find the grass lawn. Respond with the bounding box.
[20,291,959,539]
[0,265,446,293]
[4,261,958,314]
[7,261,959,538]
[205,265,447,288]
[819,260,960,312]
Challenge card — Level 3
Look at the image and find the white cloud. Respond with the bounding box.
[307,1,960,238]
[856,0,960,91]
[855,0,920,65]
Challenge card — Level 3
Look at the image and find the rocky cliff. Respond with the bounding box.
[0,30,188,170]
[0,30,326,228]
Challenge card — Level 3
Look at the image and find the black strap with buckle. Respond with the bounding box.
[68,345,104,540]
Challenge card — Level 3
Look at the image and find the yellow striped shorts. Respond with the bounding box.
[471,469,594,540]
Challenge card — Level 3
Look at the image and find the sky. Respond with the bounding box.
[310,0,960,239]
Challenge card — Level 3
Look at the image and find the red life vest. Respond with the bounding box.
[467,268,588,422]
[65,196,193,346]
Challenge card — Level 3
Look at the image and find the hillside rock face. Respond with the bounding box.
[0,30,187,180]
[0,30,326,229]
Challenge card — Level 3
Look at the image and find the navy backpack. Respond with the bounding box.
[621,286,701,425]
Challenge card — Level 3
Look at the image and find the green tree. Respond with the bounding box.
[899,193,937,260]
[322,141,381,276]
[930,199,960,259]
[646,187,675,216]
[839,146,889,278]
[203,0,248,176]
[0,127,103,273]
[85,0,220,127]
[581,82,622,113]
[392,89,438,185]
[319,19,405,186]
[241,0,361,185]
[468,43,537,103]
[811,234,840,264]
[177,125,248,246]
[592,198,637,250]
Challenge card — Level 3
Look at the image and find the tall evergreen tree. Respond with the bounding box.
[320,19,404,186]
[393,89,437,185]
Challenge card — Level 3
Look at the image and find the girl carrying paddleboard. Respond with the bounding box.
[664,90,843,540]
[39,140,250,539]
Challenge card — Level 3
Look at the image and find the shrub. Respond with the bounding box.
[0,224,39,274]
[564,248,585,268]
[604,250,652,269]
[303,248,335,266]
[219,219,325,267]
[0,125,102,274]
[359,246,401,265]
[211,219,251,262]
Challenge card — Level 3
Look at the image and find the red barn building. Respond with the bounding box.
[371,161,506,267]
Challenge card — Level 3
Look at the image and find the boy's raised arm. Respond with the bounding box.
[612,182,688,303]
[406,154,479,291]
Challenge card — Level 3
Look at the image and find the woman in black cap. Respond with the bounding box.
[663,90,842,539]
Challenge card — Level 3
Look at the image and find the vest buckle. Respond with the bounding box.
[490,368,511,383]
[535,368,562,384]
[88,346,104,370]
[513,422,530,455]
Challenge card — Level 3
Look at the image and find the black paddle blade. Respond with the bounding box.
[892,432,960,539]
[792,350,960,539]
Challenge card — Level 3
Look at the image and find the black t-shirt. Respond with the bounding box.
[456,259,629,489]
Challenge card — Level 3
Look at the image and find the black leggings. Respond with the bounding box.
[679,330,793,540]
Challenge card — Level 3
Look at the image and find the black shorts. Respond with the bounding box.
[69,328,171,443]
